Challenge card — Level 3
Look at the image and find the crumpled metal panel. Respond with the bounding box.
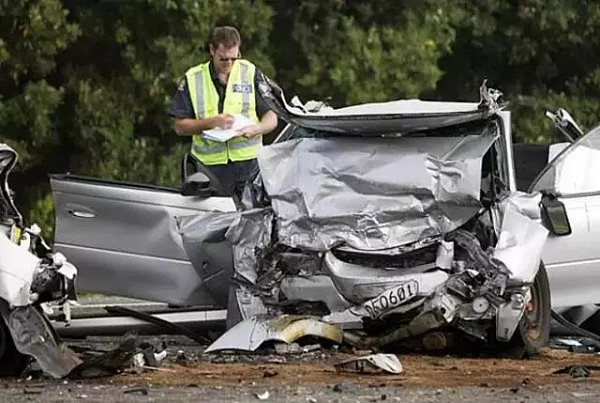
[225,208,273,284]
[3,305,81,378]
[258,132,498,251]
[178,208,273,308]
[499,191,542,221]
[178,212,237,306]
[494,198,548,283]
[204,315,343,353]
[0,233,38,306]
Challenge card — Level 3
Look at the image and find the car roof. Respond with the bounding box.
[258,80,505,136]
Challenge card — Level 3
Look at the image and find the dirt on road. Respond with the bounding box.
[122,348,600,389]
[5,343,600,402]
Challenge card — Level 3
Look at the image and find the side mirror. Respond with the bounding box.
[540,193,572,236]
[181,172,212,197]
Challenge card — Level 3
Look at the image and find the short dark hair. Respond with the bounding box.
[210,26,241,48]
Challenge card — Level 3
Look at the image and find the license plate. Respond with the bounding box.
[363,280,419,319]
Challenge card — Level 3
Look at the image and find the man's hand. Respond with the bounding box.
[238,124,263,139]
[213,113,235,129]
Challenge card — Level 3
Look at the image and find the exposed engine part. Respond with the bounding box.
[496,292,528,341]
[446,229,510,278]
[472,296,491,314]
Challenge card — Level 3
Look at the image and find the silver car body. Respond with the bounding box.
[51,177,235,306]
[532,127,600,308]
[49,89,600,337]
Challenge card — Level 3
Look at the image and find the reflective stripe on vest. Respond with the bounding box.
[185,60,261,165]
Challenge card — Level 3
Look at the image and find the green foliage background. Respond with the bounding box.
[2,0,600,237]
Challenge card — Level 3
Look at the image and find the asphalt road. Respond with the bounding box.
[2,382,600,403]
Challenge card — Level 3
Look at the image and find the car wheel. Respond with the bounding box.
[503,263,551,358]
[0,316,28,376]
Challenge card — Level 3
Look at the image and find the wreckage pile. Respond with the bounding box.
[179,95,550,357]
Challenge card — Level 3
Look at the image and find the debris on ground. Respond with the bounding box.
[334,354,403,374]
[68,336,137,378]
[548,336,600,353]
[132,339,168,373]
[553,365,600,378]
[255,390,270,400]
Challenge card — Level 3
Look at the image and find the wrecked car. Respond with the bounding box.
[49,81,596,357]
[0,144,79,377]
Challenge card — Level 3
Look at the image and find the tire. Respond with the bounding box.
[0,315,28,376]
[502,263,551,358]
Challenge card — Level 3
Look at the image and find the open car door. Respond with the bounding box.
[531,125,600,308]
[50,174,235,306]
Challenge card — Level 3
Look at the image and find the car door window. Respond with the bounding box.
[532,126,600,195]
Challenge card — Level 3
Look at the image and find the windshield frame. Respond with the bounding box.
[530,124,600,196]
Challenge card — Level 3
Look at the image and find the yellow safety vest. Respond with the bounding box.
[185,60,261,165]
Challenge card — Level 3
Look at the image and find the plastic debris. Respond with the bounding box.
[334,354,403,374]
[131,339,168,373]
[255,391,270,400]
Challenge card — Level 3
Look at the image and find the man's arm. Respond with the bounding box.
[168,78,234,136]
[173,114,234,136]
[238,110,277,138]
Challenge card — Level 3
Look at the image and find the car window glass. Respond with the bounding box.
[533,126,600,195]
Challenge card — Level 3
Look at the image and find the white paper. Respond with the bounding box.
[201,114,256,142]
[0,233,39,306]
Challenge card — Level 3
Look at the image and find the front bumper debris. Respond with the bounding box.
[204,315,343,353]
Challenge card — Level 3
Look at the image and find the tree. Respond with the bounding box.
[269,0,459,105]
[2,0,274,236]
[0,0,80,231]
[435,0,600,142]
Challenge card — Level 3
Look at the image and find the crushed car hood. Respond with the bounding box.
[257,128,498,251]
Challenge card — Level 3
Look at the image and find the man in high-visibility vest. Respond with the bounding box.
[168,26,277,196]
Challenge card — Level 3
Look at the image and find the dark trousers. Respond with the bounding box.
[206,159,259,198]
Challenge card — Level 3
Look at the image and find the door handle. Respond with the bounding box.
[65,203,96,219]
[68,210,96,218]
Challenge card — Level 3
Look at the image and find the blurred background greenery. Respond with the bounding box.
[2,0,600,239]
